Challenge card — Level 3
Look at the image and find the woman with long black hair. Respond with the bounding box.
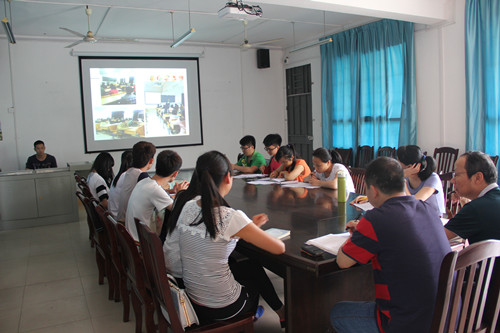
[87,152,114,209]
[163,151,286,326]
[397,145,445,217]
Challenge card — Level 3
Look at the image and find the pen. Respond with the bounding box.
[345,213,363,231]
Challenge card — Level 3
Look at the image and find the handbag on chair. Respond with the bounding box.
[163,275,200,329]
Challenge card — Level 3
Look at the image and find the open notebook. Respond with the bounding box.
[305,232,350,255]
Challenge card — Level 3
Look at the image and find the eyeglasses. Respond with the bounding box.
[240,146,251,151]
[264,146,277,152]
[452,171,467,178]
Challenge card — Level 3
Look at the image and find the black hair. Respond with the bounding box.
[34,140,44,148]
[275,144,297,170]
[91,152,115,187]
[156,150,182,177]
[365,157,405,194]
[396,145,436,181]
[263,134,282,147]
[112,150,133,187]
[462,151,498,184]
[239,135,256,148]
[312,148,343,164]
[132,141,156,168]
[165,151,232,239]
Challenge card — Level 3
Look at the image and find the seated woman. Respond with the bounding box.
[87,152,114,209]
[163,151,286,326]
[270,144,311,182]
[397,145,445,217]
[304,148,355,193]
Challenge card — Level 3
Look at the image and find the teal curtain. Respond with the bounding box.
[321,19,416,154]
[465,0,500,156]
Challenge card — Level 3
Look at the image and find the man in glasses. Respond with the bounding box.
[233,135,266,174]
[444,151,500,243]
[260,133,282,175]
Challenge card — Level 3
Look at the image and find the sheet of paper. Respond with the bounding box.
[233,173,267,179]
[247,177,286,185]
[352,201,374,211]
[305,232,350,255]
[281,182,320,189]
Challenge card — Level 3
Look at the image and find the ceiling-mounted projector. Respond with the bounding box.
[218,1,263,21]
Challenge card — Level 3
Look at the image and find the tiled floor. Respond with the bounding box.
[0,204,284,333]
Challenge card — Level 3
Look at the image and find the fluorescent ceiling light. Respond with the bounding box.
[289,37,332,53]
[2,17,15,44]
[170,28,195,48]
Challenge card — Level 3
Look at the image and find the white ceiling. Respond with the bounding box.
[3,0,452,49]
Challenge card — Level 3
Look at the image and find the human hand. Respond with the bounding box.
[174,181,189,193]
[350,195,368,205]
[252,213,269,227]
[269,171,278,178]
[259,165,266,173]
[309,177,321,186]
[403,163,421,177]
[278,171,287,178]
[345,220,360,235]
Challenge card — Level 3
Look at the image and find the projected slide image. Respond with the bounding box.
[81,57,202,152]
[90,67,189,141]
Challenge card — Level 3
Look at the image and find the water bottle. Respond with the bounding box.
[338,170,346,203]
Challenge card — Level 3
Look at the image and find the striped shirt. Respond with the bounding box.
[342,196,450,333]
[86,172,109,203]
[169,198,251,308]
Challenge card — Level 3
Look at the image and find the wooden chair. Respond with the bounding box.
[354,145,374,169]
[76,193,115,299]
[430,240,500,333]
[334,148,353,167]
[75,191,96,248]
[433,147,459,175]
[96,205,128,313]
[348,167,367,195]
[376,146,396,159]
[439,172,461,218]
[489,155,498,167]
[134,219,254,333]
[115,222,156,333]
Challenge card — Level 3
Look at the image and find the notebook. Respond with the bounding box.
[265,228,291,240]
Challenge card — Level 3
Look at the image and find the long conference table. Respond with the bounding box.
[225,178,375,333]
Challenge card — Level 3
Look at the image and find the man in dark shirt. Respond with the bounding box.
[332,157,451,333]
[25,140,57,169]
[444,151,500,243]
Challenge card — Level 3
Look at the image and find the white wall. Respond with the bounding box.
[0,40,286,172]
[285,0,468,156]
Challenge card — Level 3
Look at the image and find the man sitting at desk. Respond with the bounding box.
[26,140,57,169]
[444,151,500,243]
[332,157,450,333]
[232,135,266,174]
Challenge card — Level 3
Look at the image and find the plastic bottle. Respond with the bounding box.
[337,170,347,203]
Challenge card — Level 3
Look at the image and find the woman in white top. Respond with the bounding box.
[305,148,355,193]
[87,152,114,209]
[163,151,286,326]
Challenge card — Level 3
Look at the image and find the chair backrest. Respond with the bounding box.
[489,155,498,168]
[334,148,353,167]
[354,146,374,169]
[135,219,187,333]
[96,205,122,272]
[439,172,461,218]
[115,221,149,299]
[76,191,97,242]
[349,167,367,195]
[376,146,396,158]
[76,191,103,233]
[433,147,459,175]
[430,240,500,333]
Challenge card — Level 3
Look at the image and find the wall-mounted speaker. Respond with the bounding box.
[257,49,270,68]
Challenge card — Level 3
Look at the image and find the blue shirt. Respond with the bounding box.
[405,172,445,217]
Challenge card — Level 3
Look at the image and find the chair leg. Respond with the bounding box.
[120,275,130,322]
[113,267,121,302]
[95,250,105,285]
[131,290,143,333]
[104,260,115,300]
[144,297,156,333]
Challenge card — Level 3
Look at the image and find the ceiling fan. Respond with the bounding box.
[59,5,136,48]
[240,20,283,49]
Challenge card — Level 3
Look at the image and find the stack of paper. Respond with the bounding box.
[305,232,350,255]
